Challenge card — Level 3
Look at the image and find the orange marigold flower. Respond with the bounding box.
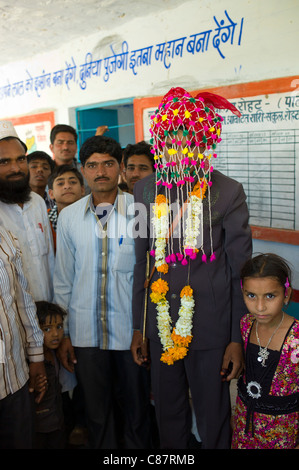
[160,345,189,365]
[171,346,188,360]
[174,347,188,361]
[180,285,193,298]
[161,352,175,365]
[157,263,169,274]
[150,292,164,304]
[171,329,192,347]
[151,278,169,295]
[155,194,168,205]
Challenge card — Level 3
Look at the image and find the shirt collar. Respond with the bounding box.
[84,188,125,216]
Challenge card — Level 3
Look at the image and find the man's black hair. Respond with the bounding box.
[50,124,78,144]
[79,135,122,166]
[47,164,84,190]
[27,150,55,172]
[123,141,154,170]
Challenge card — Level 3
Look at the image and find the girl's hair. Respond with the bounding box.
[35,301,67,326]
[241,253,292,289]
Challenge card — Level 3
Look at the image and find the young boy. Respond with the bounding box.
[27,151,55,209]
[47,164,85,249]
[34,301,67,449]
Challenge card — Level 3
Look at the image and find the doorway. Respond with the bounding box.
[75,98,135,150]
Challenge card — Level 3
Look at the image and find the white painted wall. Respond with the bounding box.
[0,0,298,121]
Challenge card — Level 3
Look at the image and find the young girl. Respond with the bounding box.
[232,253,299,449]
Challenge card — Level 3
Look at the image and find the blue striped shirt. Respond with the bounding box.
[53,190,136,350]
[0,228,44,399]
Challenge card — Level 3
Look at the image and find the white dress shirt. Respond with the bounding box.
[0,192,54,301]
[53,191,136,350]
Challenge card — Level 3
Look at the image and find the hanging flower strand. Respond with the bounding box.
[151,194,169,274]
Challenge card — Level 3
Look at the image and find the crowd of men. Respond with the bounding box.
[0,120,156,449]
[0,94,252,450]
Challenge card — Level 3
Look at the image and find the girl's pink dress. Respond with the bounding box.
[232,314,299,449]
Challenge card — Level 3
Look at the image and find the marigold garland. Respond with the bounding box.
[151,280,195,365]
[151,188,201,364]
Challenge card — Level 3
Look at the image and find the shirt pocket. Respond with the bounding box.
[34,225,48,256]
[113,240,135,273]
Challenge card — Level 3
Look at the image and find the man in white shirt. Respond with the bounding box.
[0,121,54,301]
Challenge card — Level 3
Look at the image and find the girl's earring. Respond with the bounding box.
[284,278,290,297]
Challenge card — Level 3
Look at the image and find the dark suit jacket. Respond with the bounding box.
[132,170,252,350]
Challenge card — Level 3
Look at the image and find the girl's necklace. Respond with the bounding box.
[255,312,284,367]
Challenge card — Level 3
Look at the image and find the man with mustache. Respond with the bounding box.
[53,135,151,449]
[49,124,79,168]
[0,121,54,302]
[123,141,154,194]
[49,123,108,188]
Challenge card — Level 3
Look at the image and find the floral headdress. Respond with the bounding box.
[149,87,241,365]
